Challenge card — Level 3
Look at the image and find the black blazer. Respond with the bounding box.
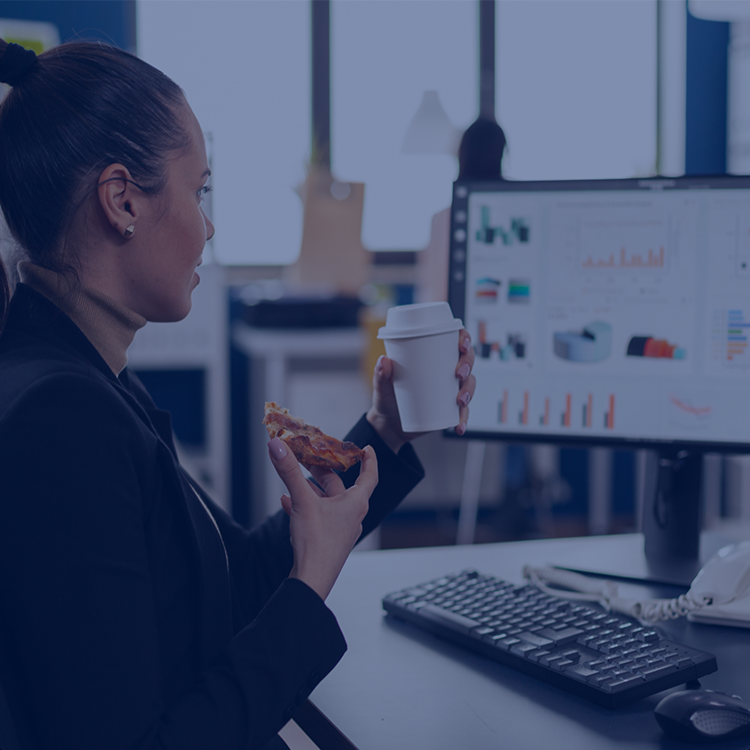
[0,284,424,750]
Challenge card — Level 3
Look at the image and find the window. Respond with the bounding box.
[331,0,478,251]
[496,0,658,180]
[137,0,310,265]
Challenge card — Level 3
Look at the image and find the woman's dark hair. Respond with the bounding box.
[458,117,507,180]
[0,38,188,330]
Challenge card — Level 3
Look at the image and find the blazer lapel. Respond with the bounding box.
[120,380,234,665]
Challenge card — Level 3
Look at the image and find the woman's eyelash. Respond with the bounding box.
[199,184,213,198]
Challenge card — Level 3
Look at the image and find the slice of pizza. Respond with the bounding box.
[263,402,365,472]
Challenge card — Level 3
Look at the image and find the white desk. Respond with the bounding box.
[300,533,750,750]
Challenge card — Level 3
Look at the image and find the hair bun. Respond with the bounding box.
[0,42,38,87]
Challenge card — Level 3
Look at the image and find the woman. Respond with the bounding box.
[0,40,475,750]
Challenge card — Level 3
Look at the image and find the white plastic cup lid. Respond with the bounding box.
[377,302,463,340]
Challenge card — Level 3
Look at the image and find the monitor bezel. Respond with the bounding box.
[447,174,750,455]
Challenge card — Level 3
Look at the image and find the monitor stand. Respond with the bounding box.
[560,449,732,587]
[641,448,704,583]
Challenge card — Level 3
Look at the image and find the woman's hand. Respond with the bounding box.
[268,438,378,601]
[366,329,476,453]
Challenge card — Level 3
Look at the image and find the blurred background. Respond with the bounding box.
[1,0,749,549]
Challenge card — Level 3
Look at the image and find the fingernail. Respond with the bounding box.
[459,391,471,407]
[457,363,470,380]
[268,437,288,460]
[457,422,467,435]
[375,355,384,375]
[460,337,471,354]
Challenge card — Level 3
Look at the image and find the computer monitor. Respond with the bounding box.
[448,175,750,573]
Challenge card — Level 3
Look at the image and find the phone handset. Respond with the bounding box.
[687,541,750,607]
[523,540,750,626]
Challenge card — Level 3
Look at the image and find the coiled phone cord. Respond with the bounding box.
[523,565,707,623]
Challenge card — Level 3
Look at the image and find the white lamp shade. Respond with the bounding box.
[401,90,462,155]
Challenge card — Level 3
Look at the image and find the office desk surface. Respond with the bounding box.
[309,534,750,750]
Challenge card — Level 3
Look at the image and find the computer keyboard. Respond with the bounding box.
[382,570,718,708]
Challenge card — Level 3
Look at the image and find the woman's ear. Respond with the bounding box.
[96,164,142,239]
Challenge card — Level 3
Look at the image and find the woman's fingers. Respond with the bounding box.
[308,466,346,496]
[267,437,311,499]
[353,446,379,497]
[373,353,394,388]
[456,332,475,382]
[308,446,378,503]
[452,330,475,435]
[456,372,476,434]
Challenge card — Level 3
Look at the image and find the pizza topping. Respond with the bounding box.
[263,402,365,472]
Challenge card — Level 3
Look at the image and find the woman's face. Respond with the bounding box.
[123,104,215,322]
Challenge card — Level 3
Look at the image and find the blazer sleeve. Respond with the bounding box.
[342,414,425,540]
[0,373,345,750]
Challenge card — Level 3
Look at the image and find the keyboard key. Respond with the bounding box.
[599,639,627,655]
[539,653,565,667]
[565,665,602,682]
[669,656,695,669]
[527,649,550,663]
[516,631,554,648]
[473,626,495,636]
[536,627,584,645]
[636,630,659,643]
[418,604,481,633]
[586,659,608,670]
[511,642,542,657]
[602,674,646,693]
[484,633,509,646]
[395,595,417,605]
[498,637,521,651]
[559,649,581,664]
[551,658,575,671]
[638,663,677,679]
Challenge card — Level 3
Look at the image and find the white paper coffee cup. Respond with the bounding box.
[377,302,463,432]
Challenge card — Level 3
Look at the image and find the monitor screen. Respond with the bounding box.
[448,176,750,452]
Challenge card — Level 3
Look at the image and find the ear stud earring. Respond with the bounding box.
[123,224,135,238]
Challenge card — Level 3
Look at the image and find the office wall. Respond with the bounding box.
[0,1,135,49]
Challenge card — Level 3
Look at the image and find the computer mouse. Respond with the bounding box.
[654,689,750,743]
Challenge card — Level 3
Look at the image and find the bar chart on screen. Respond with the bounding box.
[712,307,750,369]
[581,245,665,271]
[578,216,669,274]
[727,309,750,365]
[495,388,615,432]
[474,206,531,247]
